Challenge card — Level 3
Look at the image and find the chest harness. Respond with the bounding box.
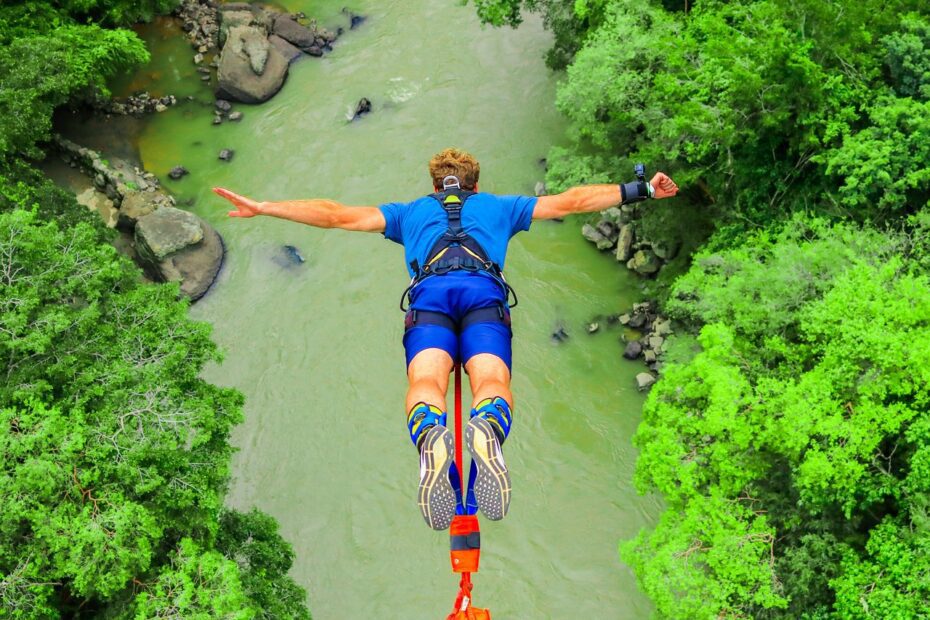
[401,176,517,333]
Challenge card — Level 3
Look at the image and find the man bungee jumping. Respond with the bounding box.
[214,148,678,530]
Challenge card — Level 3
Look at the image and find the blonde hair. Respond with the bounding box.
[428,148,480,190]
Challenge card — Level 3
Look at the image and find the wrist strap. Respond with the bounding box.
[619,180,651,205]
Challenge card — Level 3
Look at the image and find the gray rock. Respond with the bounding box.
[623,341,642,360]
[228,111,243,121]
[76,188,117,228]
[353,97,372,119]
[582,224,614,250]
[216,26,289,104]
[648,335,665,351]
[601,206,624,226]
[219,8,270,46]
[268,34,303,64]
[304,45,323,57]
[618,313,631,325]
[135,207,204,261]
[628,312,646,328]
[215,98,232,113]
[218,149,234,161]
[167,222,225,301]
[586,322,599,334]
[273,14,316,48]
[615,224,634,262]
[168,166,189,180]
[627,249,662,275]
[118,190,172,231]
[595,219,618,242]
[271,244,306,268]
[534,181,547,197]
[644,350,657,364]
[635,372,657,391]
[653,319,672,336]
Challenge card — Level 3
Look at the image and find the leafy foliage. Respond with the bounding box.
[497,0,930,225]
[0,209,310,616]
[883,13,930,100]
[0,23,148,159]
[625,218,930,617]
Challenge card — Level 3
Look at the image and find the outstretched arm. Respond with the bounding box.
[532,172,678,220]
[212,187,386,233]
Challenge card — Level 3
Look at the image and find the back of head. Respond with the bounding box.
[429,148,480,191]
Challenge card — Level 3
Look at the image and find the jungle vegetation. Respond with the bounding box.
[0,1,310,617]
[472,0,930,617]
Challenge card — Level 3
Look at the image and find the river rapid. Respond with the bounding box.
[112,1,660,617]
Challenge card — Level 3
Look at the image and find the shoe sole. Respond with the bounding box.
[465,417,511,520]
[417,426,456,531]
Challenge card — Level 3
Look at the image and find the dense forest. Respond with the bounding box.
[473,0,930,617]
[0,1,310,617]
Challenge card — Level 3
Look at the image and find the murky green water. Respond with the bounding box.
[118,1,660,617]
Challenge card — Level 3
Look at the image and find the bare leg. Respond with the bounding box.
[463,353,512,520]
[406,348,457,530]
[406,347,454,413]
[464,353,512,409]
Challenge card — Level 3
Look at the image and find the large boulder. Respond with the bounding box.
[635,372,657,391]
[216,26,289,103]
[218,5,272,46]
[582,223,614,251]
[117,190,173,231]
[135,207,203,261]
[134,208,224,301]
[269,34,303,64]
[615,224,634,262]
[163,223,225,301]
[273,14,316,48]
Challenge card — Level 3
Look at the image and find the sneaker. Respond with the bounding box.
[417,425,457,530]
[465,416,511,520]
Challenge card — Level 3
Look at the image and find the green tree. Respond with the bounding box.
[0,210,311,617]
[625,217,930,617]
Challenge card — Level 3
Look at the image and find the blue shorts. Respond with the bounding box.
[403,272,513,370]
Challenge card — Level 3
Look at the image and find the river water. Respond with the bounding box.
[113,1,660,617]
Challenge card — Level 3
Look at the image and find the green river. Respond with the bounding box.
[100,1,661,617]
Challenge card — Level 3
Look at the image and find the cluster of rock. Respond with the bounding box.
[175,0,341,104]
[176,0,222,62]
[213,98,243,124]
[582,206,680,277]
[54,136,224,301]
[97,93,178,116]
[618,301,673,390]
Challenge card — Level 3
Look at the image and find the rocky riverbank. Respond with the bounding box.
[54,136,224,301]
[581,205,681,277]
[175,0,341,105]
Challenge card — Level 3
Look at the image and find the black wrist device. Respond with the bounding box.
[619,163,652,204]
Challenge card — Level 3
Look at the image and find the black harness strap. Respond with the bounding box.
[404,306,511,333]
[399,188,519,311]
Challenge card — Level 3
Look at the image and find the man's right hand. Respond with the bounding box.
[213,187,262,217]
[650,172,679,199]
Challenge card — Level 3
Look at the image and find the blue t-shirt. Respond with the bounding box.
[379,193,537,277]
